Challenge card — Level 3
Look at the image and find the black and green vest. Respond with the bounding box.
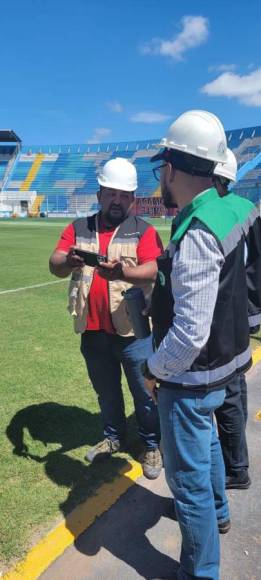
[152,188,252,389]
[224,192,261,328]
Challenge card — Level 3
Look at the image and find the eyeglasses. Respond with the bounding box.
[153,163,168,182]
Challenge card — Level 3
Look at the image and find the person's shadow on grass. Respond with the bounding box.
[6,403,179,578]
[6,402,102,461]
[6,401,143,462]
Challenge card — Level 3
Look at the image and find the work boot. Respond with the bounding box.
[226,473,251,490]
[140,446,163,480]
[218,519,231,534]
[85,438,122,463]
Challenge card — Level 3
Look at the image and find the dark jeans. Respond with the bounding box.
[215,374,249,477]
[81,330,160,449]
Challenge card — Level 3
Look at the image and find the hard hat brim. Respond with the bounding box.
[98,177,137,192]
[150,148,168,163]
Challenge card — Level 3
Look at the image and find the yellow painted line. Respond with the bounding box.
[3,460,142,580]
[255,410,261,421]
[153,186,161,198]
[20,154,44,191]
[4,346,261,580]
[252,346,261,423]
[30,195,45,215]
[251,345,261,367]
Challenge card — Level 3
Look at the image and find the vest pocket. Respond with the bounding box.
[111,295,133,336]
[68,278,80,316]
[68,268,93,333]
[112,244,137,268]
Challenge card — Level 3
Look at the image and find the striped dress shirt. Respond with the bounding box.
[148,221,225,382]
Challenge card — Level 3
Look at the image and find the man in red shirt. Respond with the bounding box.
[49,157,163,479]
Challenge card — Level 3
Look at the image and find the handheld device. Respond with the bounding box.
[74,249,108,267]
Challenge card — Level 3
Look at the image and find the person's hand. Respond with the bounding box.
[66,247,85,270]
[144,377,158,404]
[97,259,123,281]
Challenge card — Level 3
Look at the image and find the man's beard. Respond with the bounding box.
[161,183,177,209]
[104,205,126,225]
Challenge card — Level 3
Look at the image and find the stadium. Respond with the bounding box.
[0,125,261,218]
[1,0,261,577]
[1,124,261,579]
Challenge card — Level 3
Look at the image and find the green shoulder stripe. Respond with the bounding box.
[224,192,256,224]
[172,188,239,245]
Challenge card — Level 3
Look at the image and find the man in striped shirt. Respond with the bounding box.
[141,110,251,580]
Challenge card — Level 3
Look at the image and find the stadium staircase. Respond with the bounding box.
[236,151,261,181]
[153,186,161,197]
[20,153,44,191]
[30,195,45,216]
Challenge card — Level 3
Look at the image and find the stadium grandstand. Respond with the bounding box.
[0,125,261,218]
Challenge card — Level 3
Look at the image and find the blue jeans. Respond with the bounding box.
[215,374,249,477]
[81,331,160,448]
[158,385,229,580]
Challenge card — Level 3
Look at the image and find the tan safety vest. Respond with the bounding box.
[68,213,154,336]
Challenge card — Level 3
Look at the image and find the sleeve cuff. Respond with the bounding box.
[248,313,261,327]
[148,352,173,381]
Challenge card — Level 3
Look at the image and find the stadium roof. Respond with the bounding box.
[0,130,21,143]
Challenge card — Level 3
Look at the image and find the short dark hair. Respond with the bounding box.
[213,175,230,189]
[151,147,215,177]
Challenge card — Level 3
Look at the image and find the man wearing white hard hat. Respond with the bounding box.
[213,146,238,190]
[213,147,261,490]
[140,110,253,579]
[49,157,163,479]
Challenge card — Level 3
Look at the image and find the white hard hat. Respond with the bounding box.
[153,110,227,164]
[214,148,237,182]
[97,157,137,192]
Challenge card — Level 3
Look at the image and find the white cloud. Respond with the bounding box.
[130,111,171,124]
[208,64,237,73]
[107,101,123,113]
[87,127,111,143]
[141,15,209,60]
[201,68,261,107]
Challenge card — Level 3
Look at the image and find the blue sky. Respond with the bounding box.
[1,0,261,145]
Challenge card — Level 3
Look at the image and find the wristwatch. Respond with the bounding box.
[141,359,156,380]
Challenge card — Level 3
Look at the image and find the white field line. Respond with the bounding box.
[0,221,171,230]
[0,279,68,295]
[0,221,67,227]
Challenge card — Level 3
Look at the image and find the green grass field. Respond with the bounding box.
[0,218,170,569]
[1,218,260,571]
